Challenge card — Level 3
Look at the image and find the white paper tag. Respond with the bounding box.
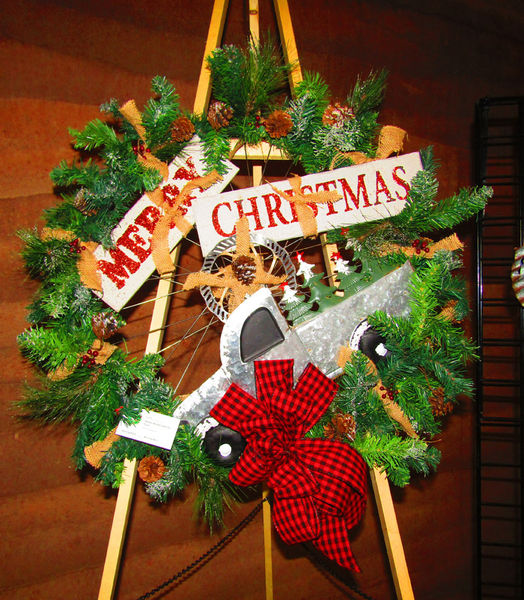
[116,409,180,450]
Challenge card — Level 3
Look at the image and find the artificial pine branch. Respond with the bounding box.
[347,69,388,116]
[207,38,290,119]
[70,119,120,151]
[352,433,440,487]
[51,159,101,188]
[141,75,182,152]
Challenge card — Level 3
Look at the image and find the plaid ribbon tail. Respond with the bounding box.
[272,496,320,544]
[313,514,362,572]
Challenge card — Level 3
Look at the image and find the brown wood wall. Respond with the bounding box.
[1,1,523,599]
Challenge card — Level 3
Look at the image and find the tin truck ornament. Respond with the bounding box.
[172,261,413,463]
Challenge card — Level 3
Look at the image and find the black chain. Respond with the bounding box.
[135,500,265,600]
[136,498,375,600]
[302,543,376,600]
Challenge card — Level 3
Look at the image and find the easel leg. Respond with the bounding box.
[370,467,415,600]
[98,255,179,600]
[98,458,138,600]
[322,237,415,598]
[252,162,275,600]
[262,485,274,600]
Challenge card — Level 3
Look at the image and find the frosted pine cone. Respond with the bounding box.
[91,312,119,340]
[73,188,96,216]
[324,412,356,441]
[207,101,234,130]
[322,102,355,128]
[429,388,454,417]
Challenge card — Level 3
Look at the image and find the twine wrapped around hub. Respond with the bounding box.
[183,216,285,313]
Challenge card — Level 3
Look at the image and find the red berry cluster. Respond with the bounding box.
[81,348,99,368]
[132,141,150,157]
[68,238,86,254]
[379,385,399,402]
[115,405,123,415]
[255,115,262,128]
[412,238,430,254]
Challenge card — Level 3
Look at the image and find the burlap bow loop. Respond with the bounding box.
[120,99,169,180]
[210,359,367,571]
[150,171,223,274]
[41,228,103,293]
[331,124,407,169]
[269,176,342,238]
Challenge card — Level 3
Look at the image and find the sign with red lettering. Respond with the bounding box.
[94,140,238,311]
[194,152,423,256]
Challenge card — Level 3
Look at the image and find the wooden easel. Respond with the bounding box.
[97,2,415,599]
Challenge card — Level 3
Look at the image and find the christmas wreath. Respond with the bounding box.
[18,40,491,563]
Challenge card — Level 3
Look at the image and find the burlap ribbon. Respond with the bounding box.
[182,217,285,313]
[337,346,418,438]
[84,427,120,469]
[120,100,170,180]
[47,339,118,381]
[269,175,342,238]
[41,228,102,293]
[331,125,407,169]
[379,233,464,258]
[150,172,223,274]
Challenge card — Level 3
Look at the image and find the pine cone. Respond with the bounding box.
[324,412,356,441]
[73,188,96,216]
[171,116,195,142]
[232,255,257,285]
[207,101,234,130]
[138,455,165,483]
[322,102,354,128]
[263,110,293,139]
[91,312,119,340]
[429,388,454,418]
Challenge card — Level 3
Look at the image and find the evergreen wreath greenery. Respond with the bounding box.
[17,40,491,527]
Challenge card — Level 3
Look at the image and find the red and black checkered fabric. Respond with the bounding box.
[210,359,367,572]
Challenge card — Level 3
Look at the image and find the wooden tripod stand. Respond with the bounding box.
[97,2,415,598]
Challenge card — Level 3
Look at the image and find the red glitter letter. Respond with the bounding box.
[392,166,411,200]
[262,193,290,228]
[212,202,235,237]
[374,171,394,205]
[337,175,372,211]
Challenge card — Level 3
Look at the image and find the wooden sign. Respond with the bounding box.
[194,152,423,255]
[94,139,238,311]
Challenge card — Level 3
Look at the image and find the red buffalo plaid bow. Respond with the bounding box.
[210,359,367,571]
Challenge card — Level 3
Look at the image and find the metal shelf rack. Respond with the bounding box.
[475,97,523,599]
